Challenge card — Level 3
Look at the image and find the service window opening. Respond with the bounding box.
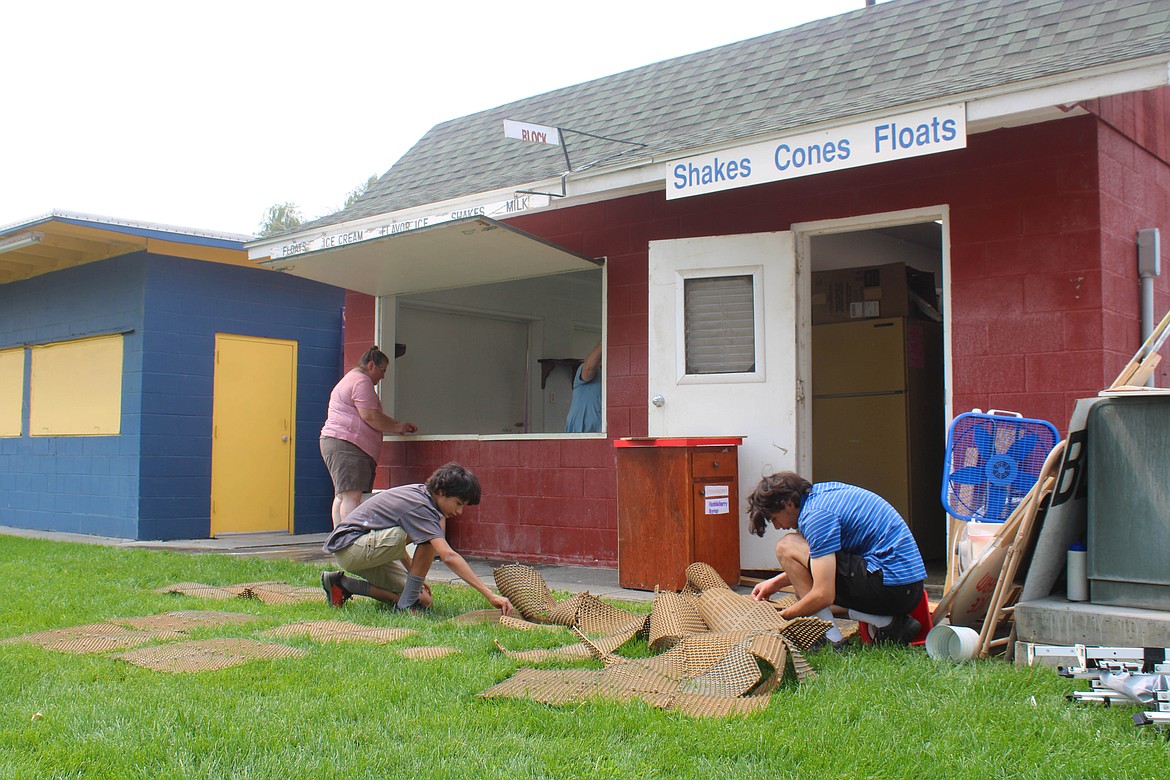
[385,267,603,436]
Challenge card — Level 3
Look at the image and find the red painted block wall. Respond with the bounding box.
[1084,88,1170,387]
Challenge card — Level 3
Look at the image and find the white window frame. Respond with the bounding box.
[674,264,766,385]
[373,267,607,440]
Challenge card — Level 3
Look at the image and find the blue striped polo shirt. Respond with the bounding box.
[798,482,927,586]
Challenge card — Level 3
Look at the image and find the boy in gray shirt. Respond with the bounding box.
[322,462,514,615]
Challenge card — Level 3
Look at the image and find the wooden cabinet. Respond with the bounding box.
[614,437,741,591]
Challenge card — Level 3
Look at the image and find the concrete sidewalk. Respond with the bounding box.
[0,525,716,602]
[3,525,951,606]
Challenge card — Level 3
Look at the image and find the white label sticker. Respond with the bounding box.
[705,497,730,515]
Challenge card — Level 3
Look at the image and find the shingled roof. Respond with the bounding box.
[300,0,1170,232]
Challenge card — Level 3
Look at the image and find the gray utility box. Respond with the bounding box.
[1087,396,1170,610]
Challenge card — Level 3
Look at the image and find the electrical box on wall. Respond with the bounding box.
[1138,228,1160,277]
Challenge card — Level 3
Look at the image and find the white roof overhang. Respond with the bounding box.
[257,216,601,296]
[965,55,1170,132]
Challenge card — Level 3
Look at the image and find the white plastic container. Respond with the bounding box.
[957,521,998,575]
[1066,540,1089,602]
[925,624,981,661]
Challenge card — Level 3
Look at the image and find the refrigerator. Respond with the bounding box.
[811,317,945,560]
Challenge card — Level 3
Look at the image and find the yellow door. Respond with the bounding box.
[211,334,297,535]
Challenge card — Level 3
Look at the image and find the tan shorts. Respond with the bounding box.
[320,436,377,494]
[334,527,410,593]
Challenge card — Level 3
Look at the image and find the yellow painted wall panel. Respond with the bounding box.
[0,348,24,437]
[30,335,123,436]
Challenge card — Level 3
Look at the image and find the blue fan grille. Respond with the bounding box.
[942,412,1059,522]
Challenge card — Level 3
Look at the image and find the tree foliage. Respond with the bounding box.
[257,202,303,237]
[257,173,379,237]
[343,174,380,209]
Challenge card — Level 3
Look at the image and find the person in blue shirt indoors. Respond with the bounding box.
[747,471,926,647]
[564,341,602,433]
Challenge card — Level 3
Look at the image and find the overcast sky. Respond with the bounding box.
[1,1,865,237]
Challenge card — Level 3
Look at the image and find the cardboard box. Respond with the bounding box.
[810,262,936,325]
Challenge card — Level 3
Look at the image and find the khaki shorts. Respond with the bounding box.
[334,527,410,593]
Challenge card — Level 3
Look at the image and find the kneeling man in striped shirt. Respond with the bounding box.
[747,471,926,647]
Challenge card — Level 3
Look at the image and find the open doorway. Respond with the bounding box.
[804,218,947,562]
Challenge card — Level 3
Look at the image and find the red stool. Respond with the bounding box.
[857,589,933,646]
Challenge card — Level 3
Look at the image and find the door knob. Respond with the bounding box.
[651,395,665,407]
[281,436,289,442]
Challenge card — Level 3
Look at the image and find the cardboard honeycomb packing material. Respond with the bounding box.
[258,620,417,644]
[400,646,462,661]
[153,581,320,604]
[1,622,186,655]
[648,589,707,651]
[483,562,827,717]
[111,611,258,631]
[492,564,558,621]
[112,638,307,673]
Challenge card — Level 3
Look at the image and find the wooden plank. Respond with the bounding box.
[1111,308,1170,388]
[1125,352,1162,388]
[976,455,1062,657]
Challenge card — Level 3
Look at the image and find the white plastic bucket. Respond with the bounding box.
[925,624,981,661]
[967,522,997,560]
[956,521,999,575]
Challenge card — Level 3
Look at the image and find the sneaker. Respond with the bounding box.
[872,614,921,646]
[809,635,853,653]
[321,570,350,607]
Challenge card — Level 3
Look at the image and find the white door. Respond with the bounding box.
[648,232,799,569]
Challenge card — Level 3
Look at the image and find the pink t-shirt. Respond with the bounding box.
[320,369,383,459]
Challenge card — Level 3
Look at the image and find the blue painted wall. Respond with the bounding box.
[138,254,343,538]
[0,254,145,537]
[0,252,343,540]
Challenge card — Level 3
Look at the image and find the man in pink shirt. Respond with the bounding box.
[320,346,417,526]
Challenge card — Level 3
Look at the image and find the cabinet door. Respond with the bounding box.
[616,447,692,590]
[692,480,741,585]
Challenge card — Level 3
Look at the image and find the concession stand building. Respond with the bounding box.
[248,0,1170,574]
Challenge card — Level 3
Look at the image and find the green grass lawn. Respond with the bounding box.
[1,536,1165,779]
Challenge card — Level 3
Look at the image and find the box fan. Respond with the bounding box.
[942,409,1059,523]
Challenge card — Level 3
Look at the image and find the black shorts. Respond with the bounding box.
[834,552,923,617]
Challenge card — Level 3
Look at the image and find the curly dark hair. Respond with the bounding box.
[425,462,482,505]
[746,471,812,537]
